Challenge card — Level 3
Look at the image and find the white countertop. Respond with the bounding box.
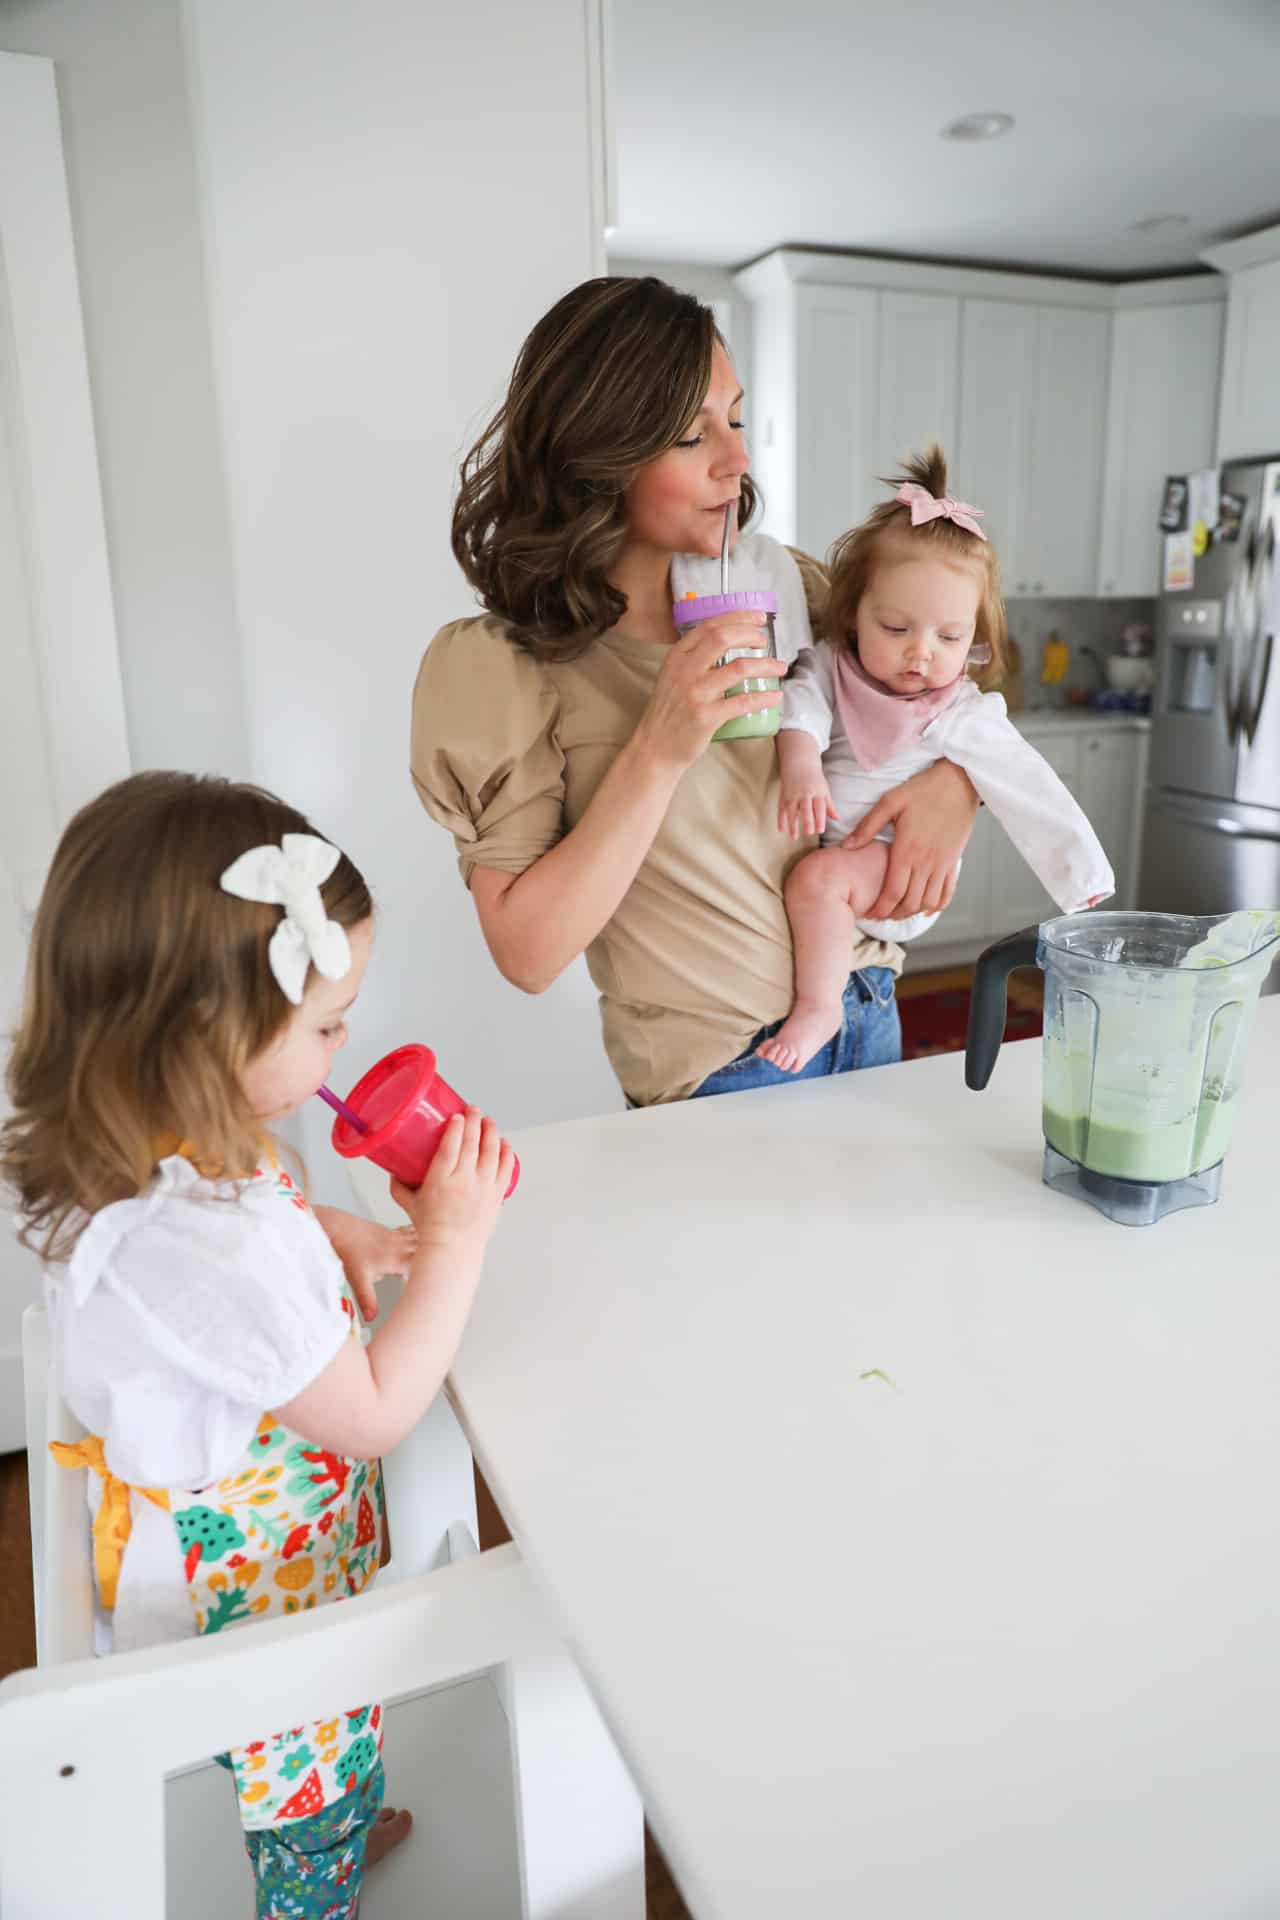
[1013,707,1151,735]
[362,999,1279,1920]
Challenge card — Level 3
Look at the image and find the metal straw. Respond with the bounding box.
[721,499,734,594]
[317,1083,368,1134]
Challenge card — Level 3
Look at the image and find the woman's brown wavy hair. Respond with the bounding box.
[820,445,1008,693]
[1,772,372,1263]
[452,275,759,662]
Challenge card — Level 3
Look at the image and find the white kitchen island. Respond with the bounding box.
[363,1000,1280,1920]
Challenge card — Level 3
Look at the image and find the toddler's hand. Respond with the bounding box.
[391,1107,515,1256]
[778,773,839,841]
[314,1207,417,1323]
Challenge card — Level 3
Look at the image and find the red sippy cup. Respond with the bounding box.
[329,1044,519,1197]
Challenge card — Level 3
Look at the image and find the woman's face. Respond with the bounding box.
[625,342,751,560]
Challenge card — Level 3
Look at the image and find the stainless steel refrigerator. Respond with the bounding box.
[1139,456,1280,950]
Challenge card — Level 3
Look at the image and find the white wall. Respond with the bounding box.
[0,0,249,779]
[185,1,622,1187]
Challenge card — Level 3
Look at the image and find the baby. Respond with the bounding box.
[760,446,1114,1070]
[671,445,1115,1074]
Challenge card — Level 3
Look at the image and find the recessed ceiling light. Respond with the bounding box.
[941,112,1015,142]
[1130,213,1191,234]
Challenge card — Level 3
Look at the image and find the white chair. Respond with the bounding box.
[3,1305,644,1920]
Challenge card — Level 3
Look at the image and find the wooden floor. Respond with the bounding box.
[0,1451,35,1685]
[1,1452,693,1919]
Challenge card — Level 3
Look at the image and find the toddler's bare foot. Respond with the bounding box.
[755,1002,842,1074]
[366,1805,414,1870]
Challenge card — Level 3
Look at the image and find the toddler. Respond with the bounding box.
[1,771,514,1916]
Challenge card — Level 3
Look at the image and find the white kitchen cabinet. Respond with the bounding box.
[1078,729,1145,902]
[741,249,1222,601]
[956,299,1037,584]
[874,290,960,486]
[793,284,959,560]
[1025,306,1110,597]
[1097,300,1224,597]
[956,301,1109,598]
[794,283,877,561]
[1215,256,1280,463]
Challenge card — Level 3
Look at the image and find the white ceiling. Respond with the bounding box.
[609,0,1280,277]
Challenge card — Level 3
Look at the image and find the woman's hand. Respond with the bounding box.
[843,759,979,920]
[632,613,786,773]
[390,1108,515,1260]
[313,1206,418,1324]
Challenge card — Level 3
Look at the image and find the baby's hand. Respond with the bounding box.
[778,773,840,841]
[391,1108,515,1258]
[314,1207,417,1324]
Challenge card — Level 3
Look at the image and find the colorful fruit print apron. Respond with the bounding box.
[175,1157,386,1830]
[56,1156,387,1835]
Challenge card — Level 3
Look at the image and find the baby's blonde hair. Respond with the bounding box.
[819,445,1008,691]
[1,772,372,1262]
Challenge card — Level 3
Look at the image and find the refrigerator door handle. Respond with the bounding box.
[1149,793,1280,843]
[1240,631,1273,748]
[1239,523,1275,747]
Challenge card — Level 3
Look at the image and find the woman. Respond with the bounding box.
[411,277,978,1106]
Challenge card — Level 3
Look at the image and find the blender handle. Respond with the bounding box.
[965,926,1041,1091]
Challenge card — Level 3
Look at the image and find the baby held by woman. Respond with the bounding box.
[683,445,1113,1073]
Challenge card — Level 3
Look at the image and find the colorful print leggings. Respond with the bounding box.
[241,1759,387,1919]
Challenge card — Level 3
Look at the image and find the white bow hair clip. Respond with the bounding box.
[219,833,352,1006]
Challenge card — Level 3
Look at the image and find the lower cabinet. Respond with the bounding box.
[907,721,1147,962]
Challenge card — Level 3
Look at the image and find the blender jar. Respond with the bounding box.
[967,910,1279,1225]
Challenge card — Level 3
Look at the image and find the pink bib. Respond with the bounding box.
[832,649,965,771]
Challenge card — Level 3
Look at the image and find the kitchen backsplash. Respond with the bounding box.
[1004,597,1156,708]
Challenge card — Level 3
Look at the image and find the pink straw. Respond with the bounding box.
[317,1084,368,1134]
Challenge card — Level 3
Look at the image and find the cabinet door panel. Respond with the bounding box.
[1026,307,1109,596]
[1098,304,1223,597]
[957,300,1036,591]
[1078,732,1140,902]
[1217,260,1280,463]
[795,285,877,562]
[875,292,960,485]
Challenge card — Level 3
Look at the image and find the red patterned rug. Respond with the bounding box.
[898,967,1044,1062]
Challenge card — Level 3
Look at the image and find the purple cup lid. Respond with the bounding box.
[672,589,778,628]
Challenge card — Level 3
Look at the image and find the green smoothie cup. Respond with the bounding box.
[671,589,780,742]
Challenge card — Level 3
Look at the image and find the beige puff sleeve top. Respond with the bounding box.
[411,581,900,1104]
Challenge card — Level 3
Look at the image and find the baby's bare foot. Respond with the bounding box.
[366,1805,414,1871]
[755,1003,842,1074]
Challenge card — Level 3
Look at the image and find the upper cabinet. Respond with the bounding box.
[739,250,1225,597]
[1097,298,1223,597]
[1213,257,1280,463]
[957,301,1109,597]
[791,283,959,561]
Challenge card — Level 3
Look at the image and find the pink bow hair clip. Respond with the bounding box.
[896,481,988,541]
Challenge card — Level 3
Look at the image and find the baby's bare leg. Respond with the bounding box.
[756,842,892,1073]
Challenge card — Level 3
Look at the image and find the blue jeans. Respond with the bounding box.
[690,967,901,1099]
